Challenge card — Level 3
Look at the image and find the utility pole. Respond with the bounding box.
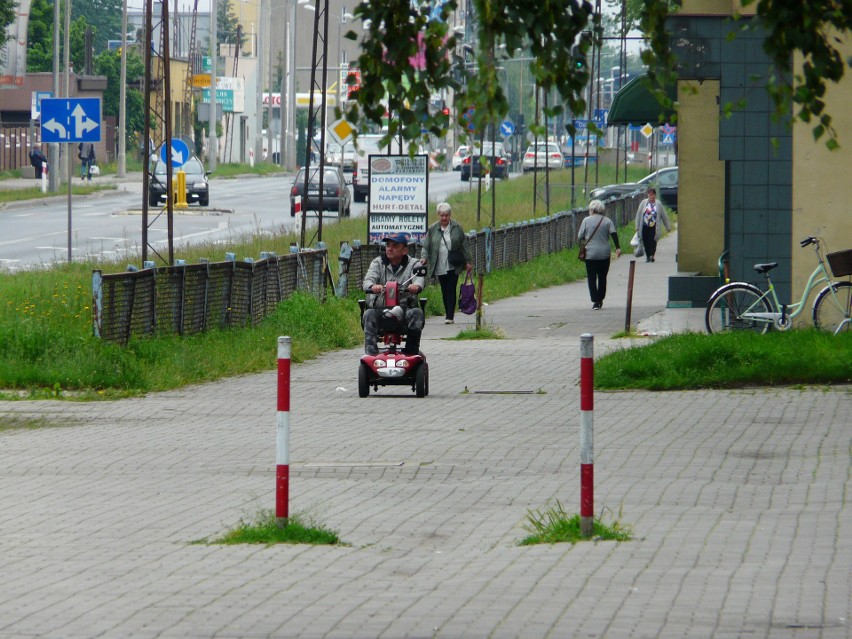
[49,0,60,192]
[255,0,266,163]
[284,0,296,169]
[209,0,218,170]
[118,0,128,176]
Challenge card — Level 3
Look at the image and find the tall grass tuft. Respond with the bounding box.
[519,500,632,545]
[209,510,341,545]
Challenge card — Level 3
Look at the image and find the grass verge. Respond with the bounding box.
[519,501,632,545]
[202,510,342,545]
[0,183,116,204]
[595,329,852,390]
[0,292,361,398]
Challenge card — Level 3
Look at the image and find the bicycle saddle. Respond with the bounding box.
[753,262,778,274]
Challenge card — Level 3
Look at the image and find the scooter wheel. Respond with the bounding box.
[358,362,370,398]
[415,364,426,398]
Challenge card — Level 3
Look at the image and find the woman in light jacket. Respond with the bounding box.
[634,186,671,263]
[420,202,472,324]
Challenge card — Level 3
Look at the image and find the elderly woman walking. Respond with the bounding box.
[420,202,472,324]
[634,186,671,263]
[578,199,621,310]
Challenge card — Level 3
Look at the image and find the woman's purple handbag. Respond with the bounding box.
[458,272,477,315]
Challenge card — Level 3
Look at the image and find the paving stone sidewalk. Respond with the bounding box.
[0,231,849,638]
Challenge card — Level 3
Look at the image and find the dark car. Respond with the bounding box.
[460,141,510,181]
[290,165,352,217]
[148,157,210,207]
[590,166,678,209]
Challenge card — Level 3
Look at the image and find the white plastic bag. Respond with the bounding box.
[630,232,640,247]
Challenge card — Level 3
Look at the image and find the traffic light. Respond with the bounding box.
[571,31,592,71]
[442,106,450,117]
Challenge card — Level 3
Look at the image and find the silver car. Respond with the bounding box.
[522,142,564,172]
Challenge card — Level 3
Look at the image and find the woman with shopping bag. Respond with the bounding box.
[420,202,472,324]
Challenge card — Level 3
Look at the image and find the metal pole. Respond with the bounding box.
[49,0,60,192]
[254,0,265,165]
[276,336,291,527]
[65,0,72,263]
[625,259,636,333]
[118,0,128,176]
[579,333,594,538]
[266,0,274,165]
[284,0,296,169]
[209,0,218,170]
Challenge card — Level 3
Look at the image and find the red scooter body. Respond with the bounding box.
[358,280,429,398]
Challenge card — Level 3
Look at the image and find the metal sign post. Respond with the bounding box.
[40,97,102,263]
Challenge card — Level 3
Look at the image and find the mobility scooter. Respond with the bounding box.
[358,266,429,398]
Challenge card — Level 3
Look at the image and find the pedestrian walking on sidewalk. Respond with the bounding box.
[420,202,472,324]
[29,146,48,178]
[78,142,95,181]
[578,199,621,310]
[634,187,671,263]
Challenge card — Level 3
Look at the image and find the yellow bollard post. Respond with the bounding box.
[173,170,188,209]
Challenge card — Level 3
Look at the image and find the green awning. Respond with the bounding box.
[607,75,677,126]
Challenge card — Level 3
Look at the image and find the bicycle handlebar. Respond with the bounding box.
[801,236,817,248]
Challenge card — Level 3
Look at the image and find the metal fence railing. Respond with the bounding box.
[92,249,328,344]
[92,196,641,344]
[340,195,642,295]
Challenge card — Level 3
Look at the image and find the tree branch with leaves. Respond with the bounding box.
[347,0,850,150]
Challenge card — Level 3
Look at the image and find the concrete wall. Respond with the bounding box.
[676,79,724,275]
[791,35,852,311]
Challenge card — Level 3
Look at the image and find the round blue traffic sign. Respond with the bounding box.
[499,120,515,137]
[161,138,190,167]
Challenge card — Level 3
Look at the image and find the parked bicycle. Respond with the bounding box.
[705,237,852,335]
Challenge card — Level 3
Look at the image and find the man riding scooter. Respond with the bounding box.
[363,233,426,356]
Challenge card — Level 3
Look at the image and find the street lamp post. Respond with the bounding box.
[284,0,297,169]
[254,0,265,165]
[118,0,128,176]
[210,0,219,170]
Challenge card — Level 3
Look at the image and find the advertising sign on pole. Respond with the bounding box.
[367,155,429,244]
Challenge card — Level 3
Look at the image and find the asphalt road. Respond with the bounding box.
[0,170,479,272]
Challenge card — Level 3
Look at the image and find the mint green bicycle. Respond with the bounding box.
[705,236,852,335]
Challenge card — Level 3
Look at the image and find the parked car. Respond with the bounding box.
[290,165,352,217]
[326,141,356,172]
[148,157,210,207]
[522,142,564,172]
[352,134,386,203]
[589,166,679,209]
[452,145,470,171]
[460,141,510,181]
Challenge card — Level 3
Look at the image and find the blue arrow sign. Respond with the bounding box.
[40,98,101,143]
[161,138,190,167]
[499,120,515,137]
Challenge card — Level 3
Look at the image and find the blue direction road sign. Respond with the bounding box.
[572,118,588,131]
[40,98,101,143]
[499,120,515,137]
[161,138,190,167]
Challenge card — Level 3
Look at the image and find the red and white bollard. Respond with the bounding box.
[580,333,594,537]
[276,336,292,526]
[41,162,49,193]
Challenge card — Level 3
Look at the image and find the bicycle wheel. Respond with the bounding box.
[813,281,852,333]
[705,283,773,334]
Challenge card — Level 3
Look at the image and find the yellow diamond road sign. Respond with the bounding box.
[328,118,355,146]
[640,123,654,139]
